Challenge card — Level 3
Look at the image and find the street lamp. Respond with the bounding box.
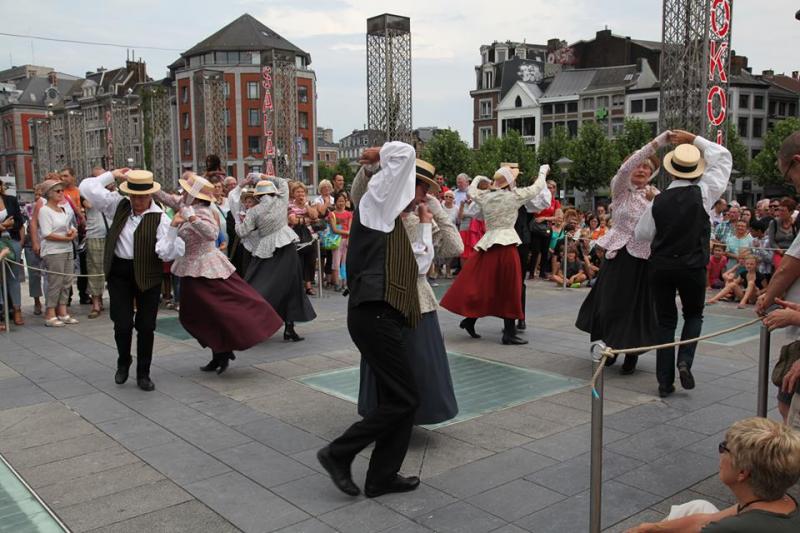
[556,156,573,203]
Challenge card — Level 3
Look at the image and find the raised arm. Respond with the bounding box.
[358,142,417,231]
[78,170,124,218]
[467,176,492,204]
[695,135,732,211]
[512,165,549,204]
[154,189,183,211]
[611,131,670,199]
[427,195,464,259]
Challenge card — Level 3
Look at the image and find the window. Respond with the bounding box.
[554,103,565,114]
[754,95,764,109]
[223,81,230,99]
[739,94,750,109]
[515,95,522,108]
[779,102,787,116]
[248,109,259,127]
[183,139,191,156]
[611,117,624,137]
[478,126,492,146]
[301,137,309,155]
[612,94,625,107]
[479,99,492,119]
[482,70,494,89]
[226,136,231,154]
[298,86,308,103]
[751,148,761,159]
[181,86,189,103]
[248,136,260,153]
[567,102,578,113]
[223,109,230,126]
[790,102,797,116]
[631,99,644,113]
[247,82,259,100]
[542,122,553,137]
[582,97,595,111]
[752,117,763,138]
[645,98,658,112]
[567,120,578,137]
[296,56,305,69]
[496,49,507,62]
[542,103,553,115]
[299,111,308,129]
[596,96,609,109]
[738,116,749,138]
[182,113,189,130]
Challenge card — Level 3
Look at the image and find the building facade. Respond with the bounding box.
[338,128,383,161]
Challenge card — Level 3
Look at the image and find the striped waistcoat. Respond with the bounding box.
[384,219,421,328]
[103,200,163,291]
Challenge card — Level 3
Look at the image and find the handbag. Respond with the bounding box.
[529,219,551,239]
[771,340,800,387]
[320,213,342,251]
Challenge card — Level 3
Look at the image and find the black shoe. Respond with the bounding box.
[658,384,675,398]
[678,363,695,390]
[502,334,529,345]
[459,318,480,339]
[216,354,232,375]
[137,377,155,392]
[620,355,638,375]
[114,366,130,385]
[317,446,359,496]
[517,320,526,330]
[284,328,304,342]
[200,359,221,372]
[604,355,618,367]
[364,474,420,498]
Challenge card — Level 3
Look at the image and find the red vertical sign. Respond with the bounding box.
[261,66,275,176]
[707,0,732,145]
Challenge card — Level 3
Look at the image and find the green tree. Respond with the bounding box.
[616,117,655,160]
[749,118,800,186]
[470,131,537,182]
[420,129,472,183]
[536,125,573,184]
[470,135,503,177]
[570,121,620,194]
[723,124,750,176]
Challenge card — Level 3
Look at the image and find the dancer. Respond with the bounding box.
[576,131,668,374]
[318,141,422,499]
[155,174,282,373]
[79,169,182,391]
[440,164,549,345]
[236,176,316,342]
[358,161,461,425]
[226,180,258,277]
[635,129,732,397]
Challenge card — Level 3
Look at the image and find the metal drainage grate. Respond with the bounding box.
[154,316,193,341]
[678,313,761,346]
[296,352,585,429]
[0,454,68,532]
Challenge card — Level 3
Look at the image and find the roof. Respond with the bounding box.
[317,138,339,149]
[584,64,639,92]
[4,76,77,108]
[414,127,439,143]
[542,69,595,99]
[764,75,800,94]
[182,13,310,63]
[729,70,770,88]
[630,38,662,50]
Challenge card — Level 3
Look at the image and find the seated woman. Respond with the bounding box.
[706,255,767,308]
[550,245,586,287]
[626,417,800,533]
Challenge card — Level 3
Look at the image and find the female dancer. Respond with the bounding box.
[575,131,669,374]
[236,176,316,341]
[156,174,282,373]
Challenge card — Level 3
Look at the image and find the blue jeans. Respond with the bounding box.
[1,239,22,310]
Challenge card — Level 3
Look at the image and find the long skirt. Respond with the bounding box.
[440,244,523,320]
[575,247,657,353]
[228,236,252,278]
[358,311,458,425]
[180,273,282,352]
[462,219,486,260]
[245,243,316,323]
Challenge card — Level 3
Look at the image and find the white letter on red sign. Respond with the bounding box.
[711,0,731,38]
[707,86,727,126]
[708,41,728,82]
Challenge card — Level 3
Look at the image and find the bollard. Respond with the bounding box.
[1,260,9,334]
[589,341,606,533]
[562,231,568,290]
[757,325,770,417]
[316,238,323,299]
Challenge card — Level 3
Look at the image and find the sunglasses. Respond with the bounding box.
[718,441,730,454]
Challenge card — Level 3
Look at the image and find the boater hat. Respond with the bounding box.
[493,162,520,190]
[663,144,706,180]
[178,173,216,203]
[39,178,65,197]
[415,159,440,194]
[119,170,162,195]
[253,179,278,196]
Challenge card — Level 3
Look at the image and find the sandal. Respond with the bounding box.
[88,309,101,319]
[57,315,79,325]
[45,317,66,327]
[33,303,42,316]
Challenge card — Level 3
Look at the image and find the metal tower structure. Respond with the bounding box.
[65,110,87,177]
[260,50,299,180]
[366,14,412,145]
[145,86,175,186]
[193,70,227,173]
[32,119,52,177]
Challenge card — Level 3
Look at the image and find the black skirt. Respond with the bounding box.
[244,243,317,323]
[575,247,657,354]
[358,311,458,425]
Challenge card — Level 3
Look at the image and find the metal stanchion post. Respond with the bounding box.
[562,231,568,289]
[589,341,606,533]
[757,325,770,417]
[316,238,323,299]
[2,260,9,334]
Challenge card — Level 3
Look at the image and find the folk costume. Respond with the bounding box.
[79,171,182,391]
[236,177,316,341]
[635,136,732,397]
[225,183,257,277]
[440,165,549,345]
[319,141,423,499]
[155,175,282,374]
[576,133,668,374]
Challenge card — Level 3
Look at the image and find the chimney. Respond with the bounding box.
[597,29,612,39]
[47,71,57,86]
[793,71,799,80]
[762,69,775,77]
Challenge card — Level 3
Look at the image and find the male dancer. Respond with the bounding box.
[318,141,423,498]
[635,130,731,397]
[80,169,181,391]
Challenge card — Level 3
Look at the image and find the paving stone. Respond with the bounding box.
[525,450,644,497]
[62,392,138,424]
[659,383,740,412]
[416,501,508,533]
[602,403,687,434]
[185,471,309,533]
[81,500,239,533]
[383,522,436,533]
[160,413,252,453]
[478,408,571,440]
[666,403,753,436]
[717,390,776,411]
[602,509,665,533]
[190,397,266,427]
[374,482,458,518]
[435,419,532,452]
[523,423,628,461]
[36,376,98,399]
[3,431,117,468]
[58,478,193,532]
[273,518,340,533]
[615,450,721,497]
[21,447,140,489]
[97,415,179,451]
[682,429,729,459]
[235,416,326,455]
[467,479,565,522]
[427,448,555,498]
[319,499,409,532]
[134,440,231,486]
[401,429,495,478]
[212,440,314,488]
[487,525,528,533]
[611,424,707,462]
[0,376,53,410]
[272,473,361,516]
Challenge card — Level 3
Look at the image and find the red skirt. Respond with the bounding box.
[440,244,523,320]
[179,273,283,352]
[462,219,486,260]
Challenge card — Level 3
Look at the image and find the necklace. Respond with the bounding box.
[737,495,786,514]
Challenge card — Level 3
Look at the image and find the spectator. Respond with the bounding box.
[332,174,346,195]
[707,243,727,289]
[595,203,607,220]
[0,178,25,325]
[724,220,753,270]
[60,166,88,305]
[328,191,352,292]
[82,189,110,319]
[767,197,799,270]
[707,255,767,308]
[710,198,727,227]
[740,208,752,225]
[453,173,470,208]
[714,205,740,243]
[528,179,560,279]
[551,246,586,287]
[312,180,335,286]
[754,198,772,223]
[583,244,605,286]
[288,182,320,295]
[749,219,773,281]
[22,185,43,315]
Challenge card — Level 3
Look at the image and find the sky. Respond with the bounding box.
[2,0,799,143]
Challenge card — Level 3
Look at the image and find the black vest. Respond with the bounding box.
[650,185,710,270]
[104,200,163,290]
[514,206,531,245]
[346,209,420,326]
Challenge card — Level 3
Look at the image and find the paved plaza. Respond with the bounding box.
[0,281,792,532]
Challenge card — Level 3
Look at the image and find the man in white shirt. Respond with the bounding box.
[453,173,470,208]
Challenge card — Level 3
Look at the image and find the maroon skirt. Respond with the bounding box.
[440,244,523,320]
[179,273,283,352]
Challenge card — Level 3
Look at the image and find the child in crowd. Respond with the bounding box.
[749,219,773,281]
[583,244,605,286]
[551,246,586,287]
[592,215,608,240]
[706,254,767,307]
[329,191,352,292]
[706,243,727,289]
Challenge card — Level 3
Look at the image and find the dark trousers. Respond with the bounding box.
[529,232,551,277]
[77,246,89,302]
[650,266,706,387]
[329,302,419,484]
[517,244,528,319]
[107,257,160,378]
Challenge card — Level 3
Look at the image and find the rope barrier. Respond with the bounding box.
[588,316,764,398]
[2,258,105,277]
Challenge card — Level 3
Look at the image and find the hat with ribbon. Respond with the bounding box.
[663,144,706,180]
[178,173,216,203]
[493,166,517,190]
[119,170,162,195]
[415,159,440,194]
[254,179,278,196]
[39,178,65,197]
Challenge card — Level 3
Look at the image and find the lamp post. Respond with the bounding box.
[556,156,573,203]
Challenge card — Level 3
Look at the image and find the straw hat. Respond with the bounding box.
[239,186,256,202]
[663,144,705,180]
[119,170,162,195]
[415,159,440,194]
[493,166,517,190]
[178,173,216,203]
[254,179,278,196]
[39,179,65,197]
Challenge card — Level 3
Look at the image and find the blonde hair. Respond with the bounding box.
[725,417,800,500]
[317,179,332,193]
